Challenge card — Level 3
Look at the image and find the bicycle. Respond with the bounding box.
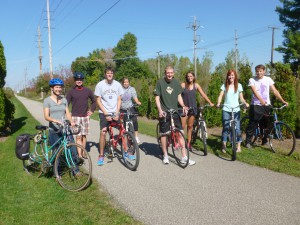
[190,105,210,156]
[22,120,92,191]
[121,104,139,134]
[240,104,296,156]
[218,103,245,161]
[156,109,189,168]
[104,113,140,171]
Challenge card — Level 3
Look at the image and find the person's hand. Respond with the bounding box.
[245,103,250,108]
[216,103,220,108]
[137,101,142,106]
[71,122,76,127]
[209,102,215,107]
[87,110,93,116]
[159,110,166,118]
[283,101,288,107]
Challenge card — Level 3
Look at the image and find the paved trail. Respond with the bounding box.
[18,96,300,225]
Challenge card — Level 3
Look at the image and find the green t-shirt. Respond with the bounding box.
[154,77,183,111]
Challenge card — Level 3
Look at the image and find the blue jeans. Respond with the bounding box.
[222,110,241,143]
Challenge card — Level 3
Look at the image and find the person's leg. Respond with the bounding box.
[221,110,230,152]
[235,111,242,152]
[160,118,170,164]
[132,115,140,143]
[98,114,108,165]
[186,115,194,148]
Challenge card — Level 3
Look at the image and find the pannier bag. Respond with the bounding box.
[15,134,31,160]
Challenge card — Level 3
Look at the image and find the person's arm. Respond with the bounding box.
[155,95,165,118]
[195,83,214,106]
[133,96,141,105]
[239,92,249,108]
[65,106,75,126]
[216,90,224,107]
[178,94,188,114]
[87,90,96,116]
[270,84,288,106]
[43,107,62,125]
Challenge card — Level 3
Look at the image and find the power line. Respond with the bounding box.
[54,0,122,56]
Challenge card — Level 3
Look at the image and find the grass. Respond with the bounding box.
[0,97,142,225]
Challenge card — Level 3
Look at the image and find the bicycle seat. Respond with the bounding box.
[35,125,48,131]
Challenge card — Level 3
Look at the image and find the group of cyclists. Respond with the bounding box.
[43,64,288,167]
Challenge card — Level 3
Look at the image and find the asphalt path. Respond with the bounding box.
[17,95,300,225]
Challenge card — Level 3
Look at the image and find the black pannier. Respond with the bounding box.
[15,134,31,160]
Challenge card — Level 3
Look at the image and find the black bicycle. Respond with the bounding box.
[240,104,296,156]
[190,105,211,156]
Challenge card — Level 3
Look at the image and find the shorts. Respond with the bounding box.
[159,113,183,134]
[99,113,121,130]
[72,116,90,136]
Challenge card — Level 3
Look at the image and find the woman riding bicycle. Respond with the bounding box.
[216,69,249,153]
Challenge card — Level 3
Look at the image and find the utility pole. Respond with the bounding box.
[156,51,162,79]
[234,30,238,73]
[187,16,201,78]
[47,0,53,79]
[269,26,280,66]
[37,26,43,75]
[24,68,27,96]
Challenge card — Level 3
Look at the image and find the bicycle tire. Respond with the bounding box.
[171,128,189,168]
[54,143,92,192]
[231,122,237,161]
[190,122,198,145]
[121,131,140,171]
[269,122,296,156]
[23,139,43,177]
[199,122,208,156]
[240,116,258,145]
[128,123,135,134]
[156,123,161,146]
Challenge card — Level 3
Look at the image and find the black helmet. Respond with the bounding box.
[73,72,84,79]
[49,78,64,87]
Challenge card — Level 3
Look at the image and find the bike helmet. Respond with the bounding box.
[49,78,64,87]
[73,72,85,79]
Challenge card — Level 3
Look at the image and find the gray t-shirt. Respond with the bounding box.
[121,86,137,110]
[94,80,123,113]
[43,96,68,130]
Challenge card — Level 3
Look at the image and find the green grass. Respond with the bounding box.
[0,97,142,225]
[137,117,300,178]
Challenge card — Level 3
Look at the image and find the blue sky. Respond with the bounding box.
[0,0,284,90]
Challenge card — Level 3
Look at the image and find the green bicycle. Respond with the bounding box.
[23,120,92,191]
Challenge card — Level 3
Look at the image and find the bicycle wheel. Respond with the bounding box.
[269,122,296,156]
[54,143,92,191]
[156,123,161,146]
[199,122,208,156]
[231,122,237,161]
[190,122,198,145]
[171,128,189,168]
[240,116,258,145]
[121,131,140,171]
[23,138,43,177]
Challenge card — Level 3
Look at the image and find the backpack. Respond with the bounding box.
[15,134,31,160]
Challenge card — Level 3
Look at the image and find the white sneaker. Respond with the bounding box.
[181,156,196,166]
[135,137,140,144]
[163,156,169,164]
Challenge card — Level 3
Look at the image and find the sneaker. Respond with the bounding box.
[221,148,226,154]
[163,156,169,164]
[181,156,196,166]
[124,152,136,160]
[97,156,104,166]
[135,137,140,144]
[245,143,252,149]
[236,148,241,153]
[77,157,84,165]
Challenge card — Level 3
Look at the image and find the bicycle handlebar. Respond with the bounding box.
[218,103,246,110]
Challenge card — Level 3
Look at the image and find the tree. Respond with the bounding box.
[275,0,300,74]
[0,41,6,88]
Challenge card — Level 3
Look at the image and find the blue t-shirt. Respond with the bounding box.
[221,83,243,112]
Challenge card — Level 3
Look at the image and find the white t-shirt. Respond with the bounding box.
[94,80,123,113]
[248,76,274,105]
